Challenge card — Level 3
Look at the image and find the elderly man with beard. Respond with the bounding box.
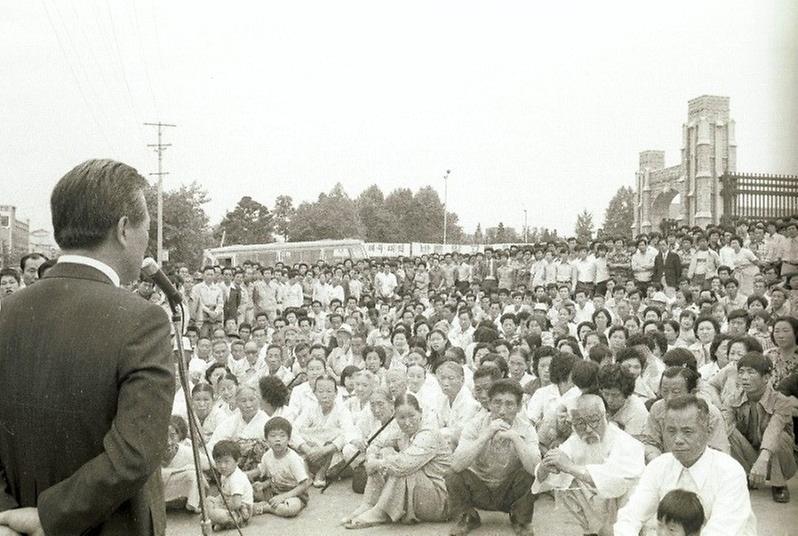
[531,394,645,536]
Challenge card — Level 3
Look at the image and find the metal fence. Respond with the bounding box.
[720,172,798,223]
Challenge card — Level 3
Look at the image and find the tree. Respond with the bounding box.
[287,183,363,241]
[144,182,213,268]
[575,209,594,243]
[602,185,635,239]
[383,188,415,242]
[215,196,274,245]
[473,223,484,244]
[273,195,295,241]
[356,185,392,242]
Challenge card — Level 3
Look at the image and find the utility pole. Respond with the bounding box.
[443,169,451,245]
[524,209,528,243]
[144,122,176,266]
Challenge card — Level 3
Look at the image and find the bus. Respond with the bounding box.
[203,239,369,267]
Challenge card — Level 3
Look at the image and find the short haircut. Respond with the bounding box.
[571,360,600,394]
[665,394,709,425]
[597,363,635,398]
[264,416,292,438]
[736,351,773,376]
[693,316,720,338]
[588,344,612,365]
[51,159,149,250]
[616,347,645,369]
[436,360,464,378]
[660,366,700,392]
[473,363,503,382]
[0,268,20,284]
[212,439,241,461]
[313,373,338,390]
[548,351,577,384]
[20,252,48,272]
[488,378,524,404]
[663,348,698,372]
[627,333,655,351]
[657,489,705,536]
[727,308,751,329]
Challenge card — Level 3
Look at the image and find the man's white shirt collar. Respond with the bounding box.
[57,255,121,287]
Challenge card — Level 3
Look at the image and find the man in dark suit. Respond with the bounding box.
[0,159,175,535]
[652,239,683,290]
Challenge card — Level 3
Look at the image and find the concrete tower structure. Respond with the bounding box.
[633,95,736,234]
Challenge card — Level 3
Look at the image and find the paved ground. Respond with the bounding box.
[166,475,798,536]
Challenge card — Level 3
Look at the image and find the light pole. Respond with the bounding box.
[443,169,451,245]
[524,209,528,243]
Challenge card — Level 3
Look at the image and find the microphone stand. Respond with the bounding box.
[170,300,212,536]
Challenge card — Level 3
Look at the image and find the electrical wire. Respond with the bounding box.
[40,0,116,155]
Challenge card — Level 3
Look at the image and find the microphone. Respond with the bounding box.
[141,257,183,306]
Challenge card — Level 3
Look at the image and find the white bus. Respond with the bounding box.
[203,239,369,267]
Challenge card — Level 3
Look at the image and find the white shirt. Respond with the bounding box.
[531,423,645,501]
[57,254,120,287]
[614,448,756,536]
[526,384,581,425]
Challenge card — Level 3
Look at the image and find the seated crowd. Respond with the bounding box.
[3,217,798,535]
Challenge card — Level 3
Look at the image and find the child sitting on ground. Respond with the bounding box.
[656,489,705,536]
[247,417,311,518]
[207,440,254,531]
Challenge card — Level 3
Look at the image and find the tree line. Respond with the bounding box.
[145,182,636,267]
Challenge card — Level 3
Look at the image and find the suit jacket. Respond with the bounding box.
[653,250,682,288]
[0,262,175,535]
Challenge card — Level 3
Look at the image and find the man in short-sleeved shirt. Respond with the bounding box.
[446,379,541,536]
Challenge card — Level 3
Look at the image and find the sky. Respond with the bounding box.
[2,1,796,239]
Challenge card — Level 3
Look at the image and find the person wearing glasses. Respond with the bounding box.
[531,394,646,535]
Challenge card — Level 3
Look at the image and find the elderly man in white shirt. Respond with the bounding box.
[614,394,756,536]
[434,361,482,448]
[532,394,646,535]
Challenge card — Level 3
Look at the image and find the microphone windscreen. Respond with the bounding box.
[141,257,159,277]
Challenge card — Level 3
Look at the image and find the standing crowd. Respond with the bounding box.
[2,216,798,536]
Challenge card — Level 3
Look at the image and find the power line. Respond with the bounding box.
[130,0,160,117]
[40,0,115,155]
[144,121,176,266]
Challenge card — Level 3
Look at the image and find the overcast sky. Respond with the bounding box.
[3,1,796,238]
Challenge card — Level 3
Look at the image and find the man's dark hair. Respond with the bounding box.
[20,252,48,272]
[549,351,577,384]
[473,363,504,382]
[597,363,635,398]
[660,366,699,392]
[665,394,709,424]
[736,352,773,376]
[51,159,149,249]
[488,378,524,405]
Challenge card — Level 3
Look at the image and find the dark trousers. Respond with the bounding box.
[445,469,536,525]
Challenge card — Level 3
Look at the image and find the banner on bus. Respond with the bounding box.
[364,243,412,257]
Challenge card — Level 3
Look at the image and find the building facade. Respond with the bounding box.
[0,205,30,268]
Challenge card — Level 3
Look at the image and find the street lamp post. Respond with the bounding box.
[443,169,451,245]
[524,209,528,243]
